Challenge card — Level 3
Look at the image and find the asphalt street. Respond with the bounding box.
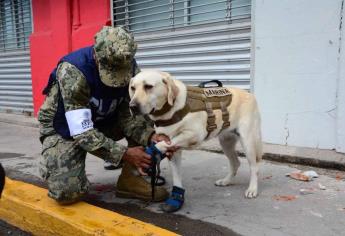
[0,220,31,236]
[0,122,345,236]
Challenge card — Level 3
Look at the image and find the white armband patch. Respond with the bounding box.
[65,109,94,136]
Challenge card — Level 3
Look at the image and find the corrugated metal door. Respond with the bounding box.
[0,0,33,114]
[112,0,251,90]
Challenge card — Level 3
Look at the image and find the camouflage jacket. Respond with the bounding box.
[38,62,154,164]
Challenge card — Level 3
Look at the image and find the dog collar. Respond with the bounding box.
[150,102,173,116]
[153,104,190,127]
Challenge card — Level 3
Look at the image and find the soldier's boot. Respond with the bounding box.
[116,163,169,202]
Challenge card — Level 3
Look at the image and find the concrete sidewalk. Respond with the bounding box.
[1,112,344,170]
[0,114,345,235]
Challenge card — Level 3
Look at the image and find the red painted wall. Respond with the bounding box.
[30,0,111,115]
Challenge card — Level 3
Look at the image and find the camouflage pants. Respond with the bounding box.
[39,125,138,204]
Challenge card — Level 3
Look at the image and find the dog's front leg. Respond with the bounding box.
[156,132,199,213]
[161,150,185,213]
[156,131,200,190]
[169,150,183,188]
[155,131,200,153]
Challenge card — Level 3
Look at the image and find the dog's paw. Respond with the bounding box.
[245,187,258,198]
[215,178,233,186]
[161,186,185,213]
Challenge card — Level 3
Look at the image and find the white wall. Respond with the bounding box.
[252,0,345,151]
[337,2,345,153]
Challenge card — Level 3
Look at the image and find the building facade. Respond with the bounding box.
[252,0,345,153]
[0,0,344,153]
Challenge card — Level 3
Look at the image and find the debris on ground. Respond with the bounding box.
[336,173,344,181]
[318,183,326,190]
[273,195,297,201]
[286,172,309,181]
[303,171,319,178]
[310,211,323,218]
[300,183,327,195]
[299,188,315,195]
[263,175,273,180]
[286,170,318,181]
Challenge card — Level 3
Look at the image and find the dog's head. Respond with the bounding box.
[129,70,178,116]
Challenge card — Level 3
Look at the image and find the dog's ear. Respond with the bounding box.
[161,72,178,106]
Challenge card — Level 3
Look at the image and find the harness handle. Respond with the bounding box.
[198,80,223,88]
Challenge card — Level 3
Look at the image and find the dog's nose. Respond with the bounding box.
[129,102,140,115]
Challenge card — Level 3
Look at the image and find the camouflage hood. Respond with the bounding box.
[94,26,137,87]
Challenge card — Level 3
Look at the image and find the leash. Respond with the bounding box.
[144,143,166,201]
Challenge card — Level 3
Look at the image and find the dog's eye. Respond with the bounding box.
[144,84,153,90]
[130,86,136,91]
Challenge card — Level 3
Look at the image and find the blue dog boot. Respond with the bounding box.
[161,186,185,213]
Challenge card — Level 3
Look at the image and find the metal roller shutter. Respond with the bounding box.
[112,0,251,89]
[0,0,33,114]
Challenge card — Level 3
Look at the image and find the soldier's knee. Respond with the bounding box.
[54,193,84,205]
[48,184,88,205]
[47,175,89,205]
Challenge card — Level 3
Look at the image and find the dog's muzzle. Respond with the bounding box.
[129,103,141,116]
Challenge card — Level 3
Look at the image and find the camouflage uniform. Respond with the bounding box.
[38,26,155,204]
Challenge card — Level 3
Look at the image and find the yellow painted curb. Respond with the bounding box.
[0,178,178,236]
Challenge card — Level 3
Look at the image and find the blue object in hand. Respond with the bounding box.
[144,143,166,175]
[144,143,164,159]
[144,143,167,201]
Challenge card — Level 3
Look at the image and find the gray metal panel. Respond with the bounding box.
[0,50,33,114]
[134,21,251,89]
[113,0,251,90]
[0,0,32,51]
[0,0,33,114]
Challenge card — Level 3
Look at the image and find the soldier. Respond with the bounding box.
[38,26,176,204]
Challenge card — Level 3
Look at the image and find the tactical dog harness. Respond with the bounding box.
[153,80,232,137]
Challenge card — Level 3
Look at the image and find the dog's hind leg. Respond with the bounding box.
[215,131,240,186]
[238,124,259,198]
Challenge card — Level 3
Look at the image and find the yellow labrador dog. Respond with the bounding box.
[129,70,262,211]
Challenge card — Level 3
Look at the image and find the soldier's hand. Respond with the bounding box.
[122,146,151,175]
